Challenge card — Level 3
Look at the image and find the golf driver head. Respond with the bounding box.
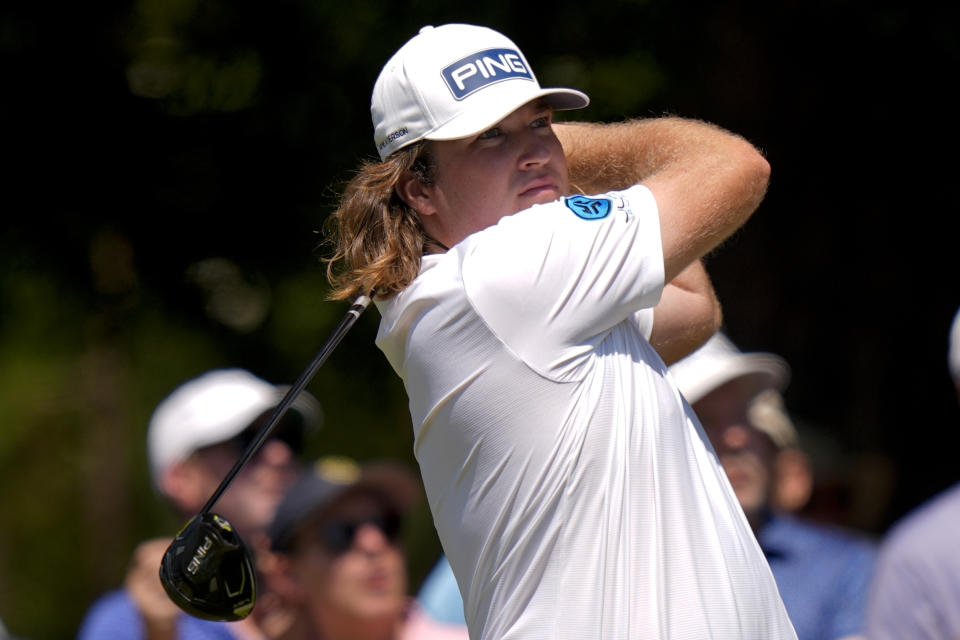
[159,512,257,621]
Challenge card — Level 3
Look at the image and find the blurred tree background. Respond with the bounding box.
[2,0,958,637]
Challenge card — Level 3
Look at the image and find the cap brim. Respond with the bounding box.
[273,386,323,434]
[355,461,423,514]
[677,353,789,405]
[268,460,422,552]
[426,85,589,142]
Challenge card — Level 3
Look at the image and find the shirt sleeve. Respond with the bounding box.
[633,308,655,341]
[461,185,664,380]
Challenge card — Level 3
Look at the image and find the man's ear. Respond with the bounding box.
[395,169,437,218]
[774,447,814,513]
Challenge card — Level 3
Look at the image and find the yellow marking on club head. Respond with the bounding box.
[176,515,198,537]
[234,600,255,619]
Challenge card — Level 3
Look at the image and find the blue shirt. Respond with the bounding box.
[866,482,960,640]
[77,590,238,640]
[760,513,877,640]
[418,556,467,626]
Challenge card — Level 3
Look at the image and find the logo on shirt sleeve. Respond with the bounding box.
[565,195,612,220]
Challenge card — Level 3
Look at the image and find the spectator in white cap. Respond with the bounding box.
[668,331,804,520]
[669,332,876,640]
[147,368,321,540]
[78,368,321,640]
[263,456,468,640]
[866,305,960,640]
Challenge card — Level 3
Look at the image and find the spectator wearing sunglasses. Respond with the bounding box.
[78,368,321,640]
[264,456,470,640]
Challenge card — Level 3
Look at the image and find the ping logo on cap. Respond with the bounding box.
[442,48,533,100]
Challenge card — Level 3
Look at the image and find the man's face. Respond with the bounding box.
[288,492,408,633]
[193,441,297,535]
[184,418,303,537]
[420,99,569,246]
[693,378,778,522]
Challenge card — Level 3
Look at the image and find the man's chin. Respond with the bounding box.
[519,188,563,209]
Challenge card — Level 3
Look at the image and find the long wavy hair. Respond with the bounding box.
[323,142,439,301]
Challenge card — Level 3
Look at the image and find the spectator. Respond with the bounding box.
[416,557,465,627]
[865,305,960,639]
[77,368,320,640]
[264,456,469,640]
[669,332,876,640]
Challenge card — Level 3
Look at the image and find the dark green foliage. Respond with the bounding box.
[1,0,958,637]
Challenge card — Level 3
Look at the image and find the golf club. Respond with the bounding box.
[159,294,371,621]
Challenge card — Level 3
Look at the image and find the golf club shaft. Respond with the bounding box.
[199,294,372,516]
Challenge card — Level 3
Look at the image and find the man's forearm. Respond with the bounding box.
[556,117,724,194]
[557,116,769,283]
[556,116,764,198]
[649,260,722,365]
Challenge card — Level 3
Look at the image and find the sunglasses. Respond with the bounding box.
[231,413,305,455]
[315,511,403,554]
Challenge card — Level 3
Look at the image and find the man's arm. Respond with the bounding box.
[124,538,181,640]
[555,117,770,283]
[650,260,722,364]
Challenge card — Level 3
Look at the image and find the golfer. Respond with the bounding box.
[325,23,796,640]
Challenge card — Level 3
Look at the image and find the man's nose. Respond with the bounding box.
[722,424,751,450]
[352,522,392,554]
[257,439,294,467]
[518,134,550,168]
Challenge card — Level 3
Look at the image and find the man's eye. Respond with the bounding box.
[532,116,550,128]
[478,127,501,140]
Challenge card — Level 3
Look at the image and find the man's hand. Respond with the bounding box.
[124,538,181,640]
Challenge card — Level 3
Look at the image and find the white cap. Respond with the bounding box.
[950,305,960,387]
[747,389,799,449]
[669,333,797,448]
[147,369,321,487]
[669,333,790,404]
[371,24,589,160]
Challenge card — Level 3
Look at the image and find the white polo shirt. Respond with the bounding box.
[376,185,796,640]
